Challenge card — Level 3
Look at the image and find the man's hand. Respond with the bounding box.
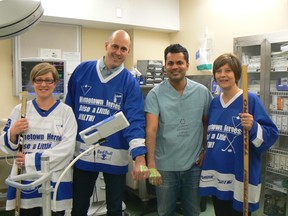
[148,168,162,186]
[132,155,150,180]
[196,150,205,166]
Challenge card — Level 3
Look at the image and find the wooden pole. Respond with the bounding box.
[242,65,249,216]
[15,91,28,216]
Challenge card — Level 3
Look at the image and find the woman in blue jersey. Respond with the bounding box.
[199,53,279,216]
[0,63,77,216]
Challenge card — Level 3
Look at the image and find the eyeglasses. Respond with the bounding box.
[34,79,55,84]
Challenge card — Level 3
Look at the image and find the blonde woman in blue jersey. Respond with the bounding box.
[145,44,212,216]
[0,63,77,216]
[199,53,279,216]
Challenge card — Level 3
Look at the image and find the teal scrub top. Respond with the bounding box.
[144,79,212,171]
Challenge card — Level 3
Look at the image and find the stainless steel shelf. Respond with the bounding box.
[235,31,288,216]
[267,148,288,176]
[268,148,288,155]
[270,91,288,96]
[266,182,287,194]
[266,167,288,177]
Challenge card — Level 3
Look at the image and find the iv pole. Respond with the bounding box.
[6,156,52,216]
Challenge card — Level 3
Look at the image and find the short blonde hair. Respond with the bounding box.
[30,62,59,82]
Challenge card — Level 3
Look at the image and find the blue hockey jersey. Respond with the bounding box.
[65,60,146,174]
[199,91,278,212]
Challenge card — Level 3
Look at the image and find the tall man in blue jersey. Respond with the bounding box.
[66,30,149,216]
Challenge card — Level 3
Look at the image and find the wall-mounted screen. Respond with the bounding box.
[16,57,66,100]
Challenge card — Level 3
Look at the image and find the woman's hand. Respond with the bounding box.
[239,113,254,131]
[16,152,25,167]
[10,118,29,143]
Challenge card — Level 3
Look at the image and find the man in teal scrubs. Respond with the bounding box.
[145,44,212,216]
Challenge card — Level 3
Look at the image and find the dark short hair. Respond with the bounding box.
[213,53,241,84]
[164,44,189,63]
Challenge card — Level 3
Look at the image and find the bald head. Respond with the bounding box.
[104,30,131,69]
[108,30,131,47]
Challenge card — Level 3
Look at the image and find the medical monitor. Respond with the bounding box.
[16,57,66,100]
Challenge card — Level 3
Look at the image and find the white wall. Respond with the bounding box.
[132,30,171,66]
[41,0,180,32]
[41,0,288,74]
[171,0,288,74]
[2,0,288,118]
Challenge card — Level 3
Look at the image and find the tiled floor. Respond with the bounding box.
[0,192,214,216]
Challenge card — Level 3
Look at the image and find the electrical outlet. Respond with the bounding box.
[38,48,61,58]
[116,8,122,18]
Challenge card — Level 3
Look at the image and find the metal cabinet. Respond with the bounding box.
[137,60,164,86]
[234,31,288,216]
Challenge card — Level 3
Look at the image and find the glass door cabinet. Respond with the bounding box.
[234,31,288,216]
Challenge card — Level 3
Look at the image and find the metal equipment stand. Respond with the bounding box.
[5,156,52,216]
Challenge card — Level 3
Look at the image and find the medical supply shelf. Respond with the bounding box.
[137,60,164,86]
[234,30,288,216]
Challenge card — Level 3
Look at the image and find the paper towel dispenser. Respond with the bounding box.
[0,0,44,39]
